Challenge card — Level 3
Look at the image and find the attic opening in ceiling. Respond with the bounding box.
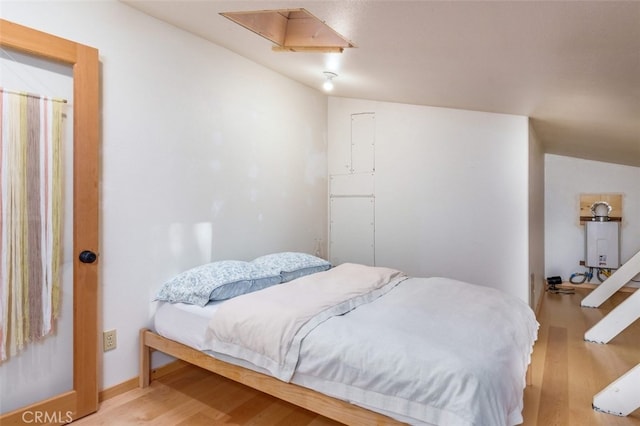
[220,8,355,53]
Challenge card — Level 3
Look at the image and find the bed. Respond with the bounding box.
[140,254,538,426]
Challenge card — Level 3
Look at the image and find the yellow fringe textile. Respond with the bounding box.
[0,89,64,362]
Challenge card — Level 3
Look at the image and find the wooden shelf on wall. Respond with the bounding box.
[579,193,623,224]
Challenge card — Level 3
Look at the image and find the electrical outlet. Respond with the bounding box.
[103,329,117,352]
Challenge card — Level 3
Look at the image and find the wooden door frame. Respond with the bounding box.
[0,19,100,423]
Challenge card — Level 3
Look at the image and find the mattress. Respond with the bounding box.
[154,299,277,377]
[154,276,538,426]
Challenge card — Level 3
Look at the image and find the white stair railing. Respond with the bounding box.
[584,288,640,343]
[583,247,640,344]
[592,364,640,417]
[582,248,640,418]
[581,249,640,308]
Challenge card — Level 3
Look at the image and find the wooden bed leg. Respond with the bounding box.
[526,363,533,386]
[139,328,151,388]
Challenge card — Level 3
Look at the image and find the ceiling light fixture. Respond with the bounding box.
[323,72,337,91]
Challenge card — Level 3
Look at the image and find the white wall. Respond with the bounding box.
[1,0,328,397]
[328,97,531,302]
[545,154,640,284]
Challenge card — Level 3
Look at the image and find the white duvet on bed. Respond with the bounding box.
[154,271,538,426]
[206,263,407,381]
[293,276,537,426]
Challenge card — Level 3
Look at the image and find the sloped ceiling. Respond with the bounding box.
[122,1,640,167]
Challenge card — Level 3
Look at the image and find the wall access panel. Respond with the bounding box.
[329,196,375,266]
[351,113,375,173]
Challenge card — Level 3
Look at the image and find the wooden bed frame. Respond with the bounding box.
[139,329,405,425]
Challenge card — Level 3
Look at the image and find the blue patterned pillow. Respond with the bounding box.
[251,252,331,282]
[155,260,281,306]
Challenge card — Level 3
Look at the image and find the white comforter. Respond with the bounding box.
[207,263,407,381]
[205,265,538,426]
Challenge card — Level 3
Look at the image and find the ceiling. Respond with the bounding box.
[122,1,640,167]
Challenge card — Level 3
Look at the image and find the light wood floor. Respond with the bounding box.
[75,287,640,425]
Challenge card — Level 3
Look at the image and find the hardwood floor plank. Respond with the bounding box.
[537,325,569,426]
[227,393,282,423]
[174,412,218,426]
[275,408,319,426]
[243,402,297,425]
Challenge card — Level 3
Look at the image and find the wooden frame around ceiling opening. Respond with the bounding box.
[220,8,355,53]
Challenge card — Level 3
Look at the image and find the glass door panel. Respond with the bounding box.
[0,48,74,414]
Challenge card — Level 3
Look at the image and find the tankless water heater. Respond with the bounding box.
[585,221,620,269]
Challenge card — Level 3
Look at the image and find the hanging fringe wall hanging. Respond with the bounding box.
[0,88,65,362]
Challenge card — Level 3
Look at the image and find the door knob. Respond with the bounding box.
[79,250,97,264]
